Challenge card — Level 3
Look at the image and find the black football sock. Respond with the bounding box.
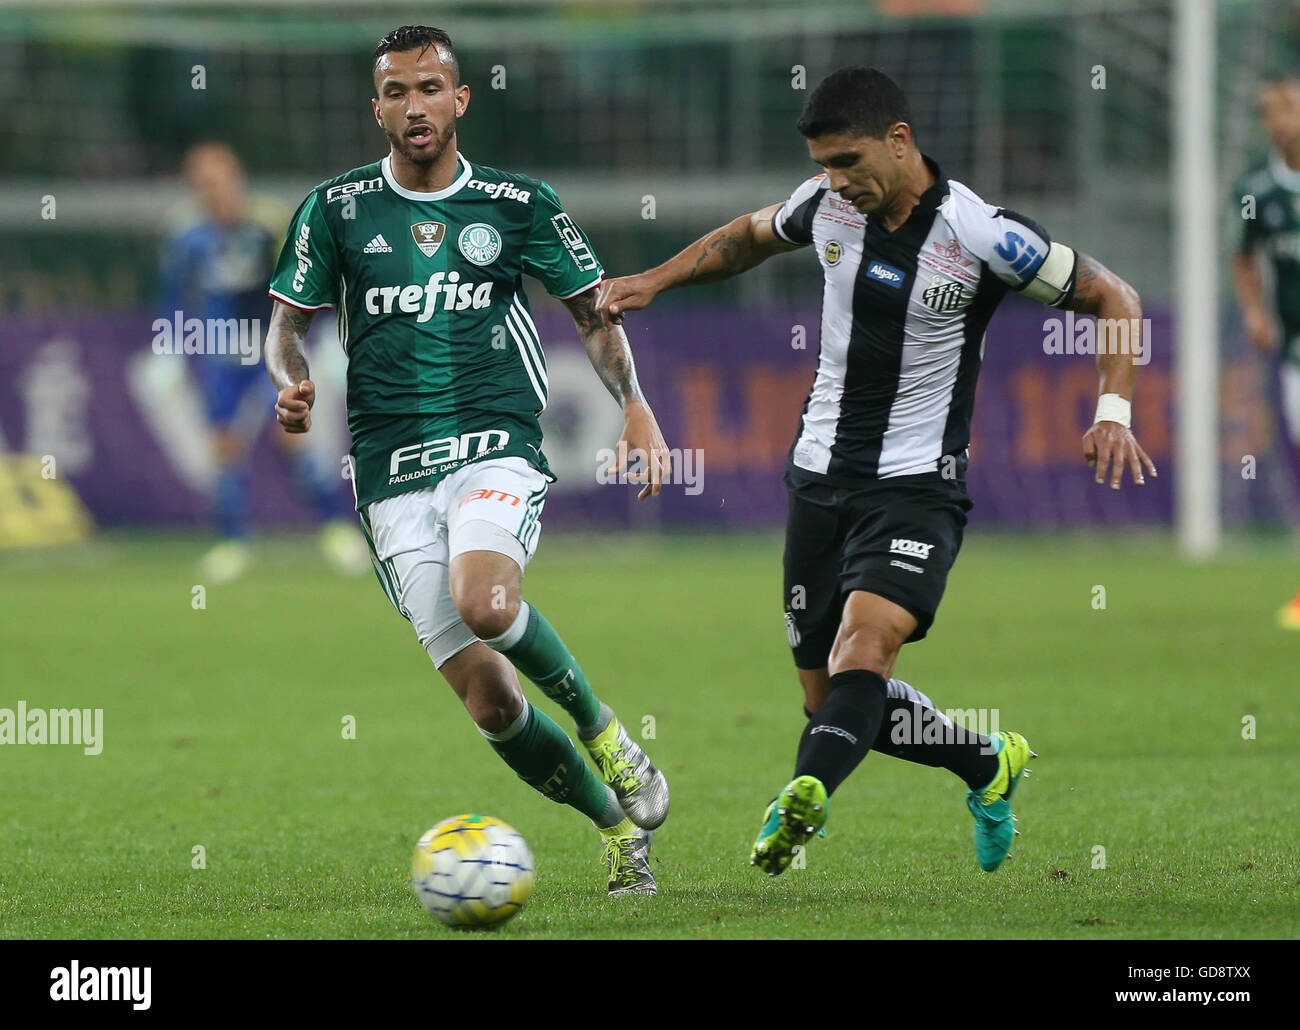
[793,669,887,795]
[872,690,1000,791]
[801,682,1000,791]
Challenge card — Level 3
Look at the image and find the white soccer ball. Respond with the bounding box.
[411,814,535,927]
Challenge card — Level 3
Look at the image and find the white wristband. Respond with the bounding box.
[1094,393,1131,428]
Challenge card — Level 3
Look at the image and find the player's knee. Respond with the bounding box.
[465,679,524,735]
[453,587,520,640]
[830,620,902,678]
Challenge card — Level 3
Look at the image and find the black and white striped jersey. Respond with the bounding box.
[772,155,1076,486]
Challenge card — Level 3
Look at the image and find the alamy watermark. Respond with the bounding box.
[595,443,704,495]
[890,705,1000,755]
[1042,312,1151,366]
[0,702,103,755]
[151,311,262,366]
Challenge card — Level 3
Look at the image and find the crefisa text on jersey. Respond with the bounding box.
[466,178,532,203]
[365,272,494,321]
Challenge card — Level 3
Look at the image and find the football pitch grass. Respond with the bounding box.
[2,529,1296,940]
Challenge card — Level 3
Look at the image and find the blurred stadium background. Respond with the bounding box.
[0,0,1296,550]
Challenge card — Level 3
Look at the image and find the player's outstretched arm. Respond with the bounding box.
[596,202,800,323]
[1066,253,1158,490]
[1231,251,1280,353]
[563,287,671,500]
[265,299,317,434]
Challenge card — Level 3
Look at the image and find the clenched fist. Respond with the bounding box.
[275,379,315,434]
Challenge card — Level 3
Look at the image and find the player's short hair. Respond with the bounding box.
[373,25,460,86]
[797,67,912,141]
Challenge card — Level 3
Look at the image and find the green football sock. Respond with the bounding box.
[482,702,621,826]
[484,602,602,729]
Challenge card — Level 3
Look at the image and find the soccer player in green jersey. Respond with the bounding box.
[1234,73,1300,629]
[265,25,671,896]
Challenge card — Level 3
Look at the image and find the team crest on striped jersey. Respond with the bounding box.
[922,275,967,313]
[410,220,446,257]
[824,240,842,265]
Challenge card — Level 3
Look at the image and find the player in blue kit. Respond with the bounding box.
[160,141,366,580]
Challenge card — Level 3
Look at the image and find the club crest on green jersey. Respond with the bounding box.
[410,220,447,258]
[458,222,502,266]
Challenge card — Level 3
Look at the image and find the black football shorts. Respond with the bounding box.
[781,469,973,668]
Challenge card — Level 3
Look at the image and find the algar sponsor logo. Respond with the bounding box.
[467,178,532,203]
[866,260,904,288]
[365,273,493,321]
[387,429,511,482]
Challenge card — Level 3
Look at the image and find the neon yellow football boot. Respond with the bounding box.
[749,775,828,876]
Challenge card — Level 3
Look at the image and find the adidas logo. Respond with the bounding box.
[363,234,393,254]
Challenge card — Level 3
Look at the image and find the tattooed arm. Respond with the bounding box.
[265,300,317,434]
[596,202,800,322]
[1063,253,1157,489]
[563,286,670,499]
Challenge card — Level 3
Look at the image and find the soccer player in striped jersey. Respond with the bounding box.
[600,67,1156,874]
[264,26,671,896]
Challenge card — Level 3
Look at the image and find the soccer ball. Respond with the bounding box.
[411,814,535,927]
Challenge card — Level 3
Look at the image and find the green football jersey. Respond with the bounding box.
[1237,152,1300,362]
[269,152,604,508]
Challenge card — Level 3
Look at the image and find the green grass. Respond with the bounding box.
[1,530,1297,939]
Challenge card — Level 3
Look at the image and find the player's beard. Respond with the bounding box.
[389,118,456,167]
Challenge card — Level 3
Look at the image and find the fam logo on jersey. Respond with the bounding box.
[922,276,965,313]
[866,260,905,289]
[388,429,511,483]
[325,176,383,203]
[410,220,446,258]
[458,487,521,510]
[824,240,842,266]
[550,212,599,273]
[458,222,502,265]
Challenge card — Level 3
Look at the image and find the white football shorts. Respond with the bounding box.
[359,456,549,668]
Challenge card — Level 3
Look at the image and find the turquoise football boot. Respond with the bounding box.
[966,730,1036,871]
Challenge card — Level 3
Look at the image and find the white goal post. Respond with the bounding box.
[1174,0,1221,557]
